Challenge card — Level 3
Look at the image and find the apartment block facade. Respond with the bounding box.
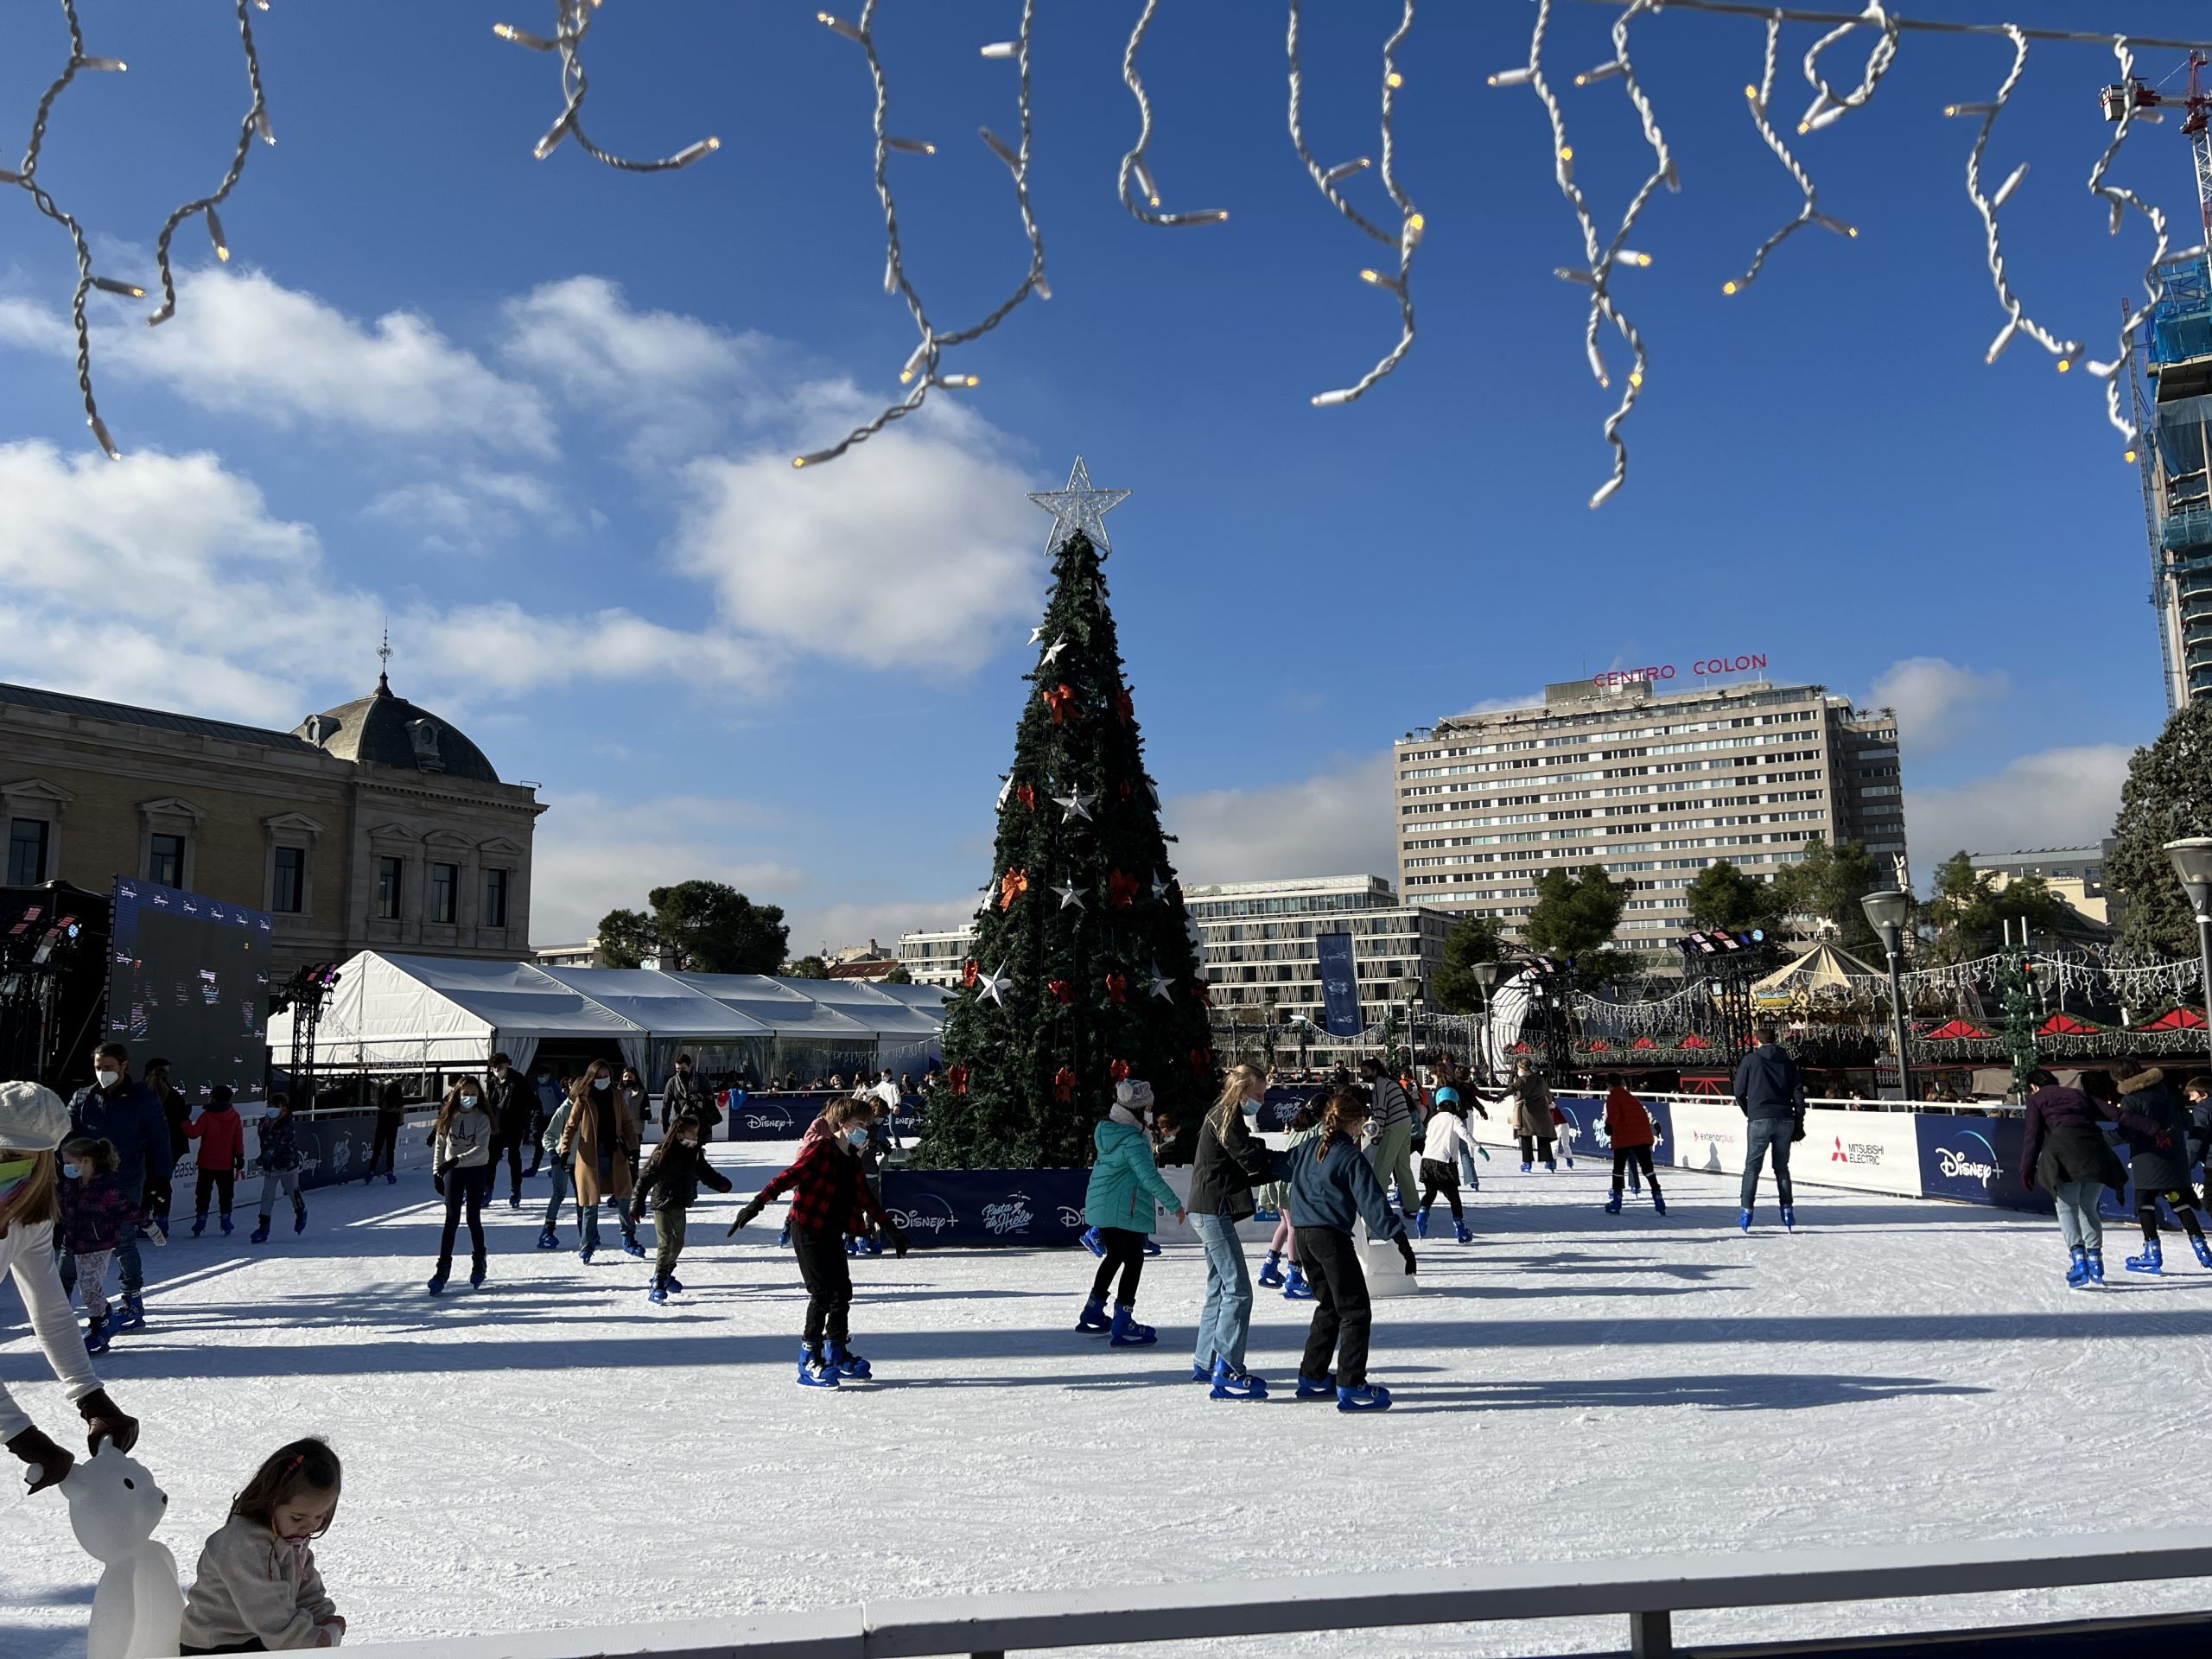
[1184,875,1451,1029]
[1394,677,1906,947]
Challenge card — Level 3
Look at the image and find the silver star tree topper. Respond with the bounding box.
[1028,455,1130,555]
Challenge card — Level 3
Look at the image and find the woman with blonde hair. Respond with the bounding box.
[557,1058,643,1264]
[0,1080,139,1492]
[1185,1062,1279,1400]
[427,1075,493,1294]
[1287,1089,1414,1413]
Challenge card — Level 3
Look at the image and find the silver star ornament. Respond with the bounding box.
[980,964,1013,1006]
[1055,789,1094,822]
[1027,625,1046,645]
[1028,455,1130,555]
[1053,882,1086,911]
[1041,635,1069,665]
[1147,960,1175,1001]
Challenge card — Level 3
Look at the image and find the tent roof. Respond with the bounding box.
[536,966,774,1037]
[783,976,949,1036]
[353,952,645,1039]
[1751,941,1884,996]
[871,982,954,1015]
[671,973,880,1039]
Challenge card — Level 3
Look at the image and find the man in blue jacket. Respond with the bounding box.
[66,1040,171,1330]
[1732,1026,1806,1232]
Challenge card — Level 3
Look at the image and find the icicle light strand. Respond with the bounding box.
[794,0,1048,470]
[1287,0,1423,410]
[2084,37,2172,448]
[1726,16,1855,296]
[498,0,720,173]
[149,0,275,330]
[1119,0,1230,227]
[1953,24,2079,372]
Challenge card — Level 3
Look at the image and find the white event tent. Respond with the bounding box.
[267,952,944,1084]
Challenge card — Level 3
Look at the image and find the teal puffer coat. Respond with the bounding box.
[1084,1116,1182,1235]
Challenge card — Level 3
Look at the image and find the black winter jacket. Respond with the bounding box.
[1187,1106,1275,1222]
[631,1138,733,1214]
[2113,1079,2195,1197]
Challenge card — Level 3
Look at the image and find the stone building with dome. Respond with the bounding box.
[0,672,543,971]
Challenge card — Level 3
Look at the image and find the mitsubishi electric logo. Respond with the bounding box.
[1831,1135,1889,1167]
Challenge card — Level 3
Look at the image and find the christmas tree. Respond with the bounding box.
[919,459,1218,1169]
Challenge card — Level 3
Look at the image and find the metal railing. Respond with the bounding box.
[353,1530,2212,1658]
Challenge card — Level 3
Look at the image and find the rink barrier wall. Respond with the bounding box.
[718,1092,923,1141]
[161,1109,436,1198]
[346,1528,2212,1658]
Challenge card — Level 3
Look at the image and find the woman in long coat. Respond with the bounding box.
[558,1058,642,1263]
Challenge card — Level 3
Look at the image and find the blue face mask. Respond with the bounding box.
[61,1162,83,1180]
[1241,1099,1262,1116]
[847,1128,870,1148]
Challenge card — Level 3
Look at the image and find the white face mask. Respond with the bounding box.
[593,1077,611,1090]
[460,1095,479,1109]
[95,1068,120,1090]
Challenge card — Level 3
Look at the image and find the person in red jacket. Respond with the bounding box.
[1603,1082,1664,1217]
[728,1098,908,1389]
[184,1085,247,1236]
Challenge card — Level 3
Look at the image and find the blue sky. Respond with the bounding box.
[0,0,2202,950]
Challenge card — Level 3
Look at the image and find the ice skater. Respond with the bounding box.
[56,1136,133,1354]
[1732,1027,1805,1231]
[249,1093,308,1244]
[63,1042,165,1332]
[185,1085,245,1236]
[1428,1059,1487,1193]
[535,1086,575,1250]
[1186,1065,1276,1399]
[1288,1090,1413,1413]
[729,1098,908,1387]
[630,1110,732,1302]
[1077,1079,1185,1347]
[558,1059,644,1264]
[2186,1074,2212,1211]
[2110,1068,2212,1275]
[1359,1057,1421,1215]
[0,1080,141,1497]
[426,1077,493,1294]
[1490,1059,1560,1172]
[180,1438,346,1654]
[1603,1081,1664,1216]
[487,1052,534,1208]
[363,1077,404,1185]
[2021,1068,2129,1287]
[1415,1096,1476,1243]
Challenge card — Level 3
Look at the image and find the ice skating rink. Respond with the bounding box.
[6,1140,2212,1657]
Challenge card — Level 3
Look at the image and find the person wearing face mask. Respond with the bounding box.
[1185,1064,1278,1399]
[185,1085,246,1236]
[427,1076,493,1294]
[728,1098,909,1386]
[64,1042,168,1332]
[484,1051,535,1209]
[55,1136,131,1355]
[662,1052,718,1139]
[141,1057,189,1240]
[556,1058,642,1265]
[1077,1079,1187,1348]
[629,1110,733,1302]
[248,1093,308,1245]
[0,1080,141,1497]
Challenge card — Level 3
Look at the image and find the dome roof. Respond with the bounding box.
[293,674,502,784]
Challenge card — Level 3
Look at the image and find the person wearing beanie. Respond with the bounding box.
[1077,1079,1185,1348]
[0,1079,141,1495]
[185,1085,246,1236]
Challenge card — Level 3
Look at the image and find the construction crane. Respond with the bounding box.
[2101,50,2212,243]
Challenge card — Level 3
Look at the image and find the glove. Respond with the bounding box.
[728,1198,765,1236]
[78,1389,138,1455]
[7,1424,73,1494]
[1790,1120,1807,1144]
[1395,1236,1418,1274]
[432,1173,446,1198]
[889,1224,910,1259]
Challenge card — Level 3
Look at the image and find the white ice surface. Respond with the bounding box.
[4,1141,2210,1658]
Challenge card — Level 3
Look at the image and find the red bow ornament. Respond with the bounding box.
[1104,972,1128,1005]
[1106,868,1139,907]
[962,961,979,988]
[1000,868,1029,911]
[1043,683,1077,725]
[1053,1065,1077,1103]
[948,1065,969,1096]
[1113,689,1134,726]
[1047,978,1074,1006]
[1109,1058,1131,1083]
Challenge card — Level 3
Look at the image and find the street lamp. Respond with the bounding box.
[2164,837,2212,1074]
[1471,962,1500,1084]
[1860,888,1915,1103]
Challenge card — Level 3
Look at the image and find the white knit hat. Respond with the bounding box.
[0,1080,72,1152]
[1115,1078,1154,1112]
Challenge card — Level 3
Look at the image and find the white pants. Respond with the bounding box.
[257,1167,302,1217]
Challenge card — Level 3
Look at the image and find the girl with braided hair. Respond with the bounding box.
[1287,1090,1414,1413]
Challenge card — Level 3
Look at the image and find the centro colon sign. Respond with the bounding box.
[1593,653,1768,689]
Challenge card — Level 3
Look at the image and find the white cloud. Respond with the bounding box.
[1871,657,2009,753]
[1446,690,1545,718]
[526,791,803,947]
[1164,753,1398,887]
[0,441,759,723]
[363,470,565,554]
[674,398,1044,674]
[1904,745,2130,872]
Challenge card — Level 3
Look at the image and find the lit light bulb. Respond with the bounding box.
[1402,212,1426,250]
[2056,357,2073,373]
[255,107,275,145]
[1575,61,1624,86]
[1943,102,1996,118]
[1813,213,1858,238]
[1312,389,1357,407]
[980,41,1017,60]
[1360,268,1404,295]
[92,276,146,299]
[1744,84,1759,101]
[493,22,556,50]
[1385,71,1403,90]
[1722,279,1741,296]
[899,340,931,384]
[931,373,980,389]
[1132,159,1158,205]
[1618,250,1653,268]
[1488,67,1532,88]
[1629,369,1643,388]
[794,449,838,469]
[1324,157,1370,184]
[81,56,127,72]
[886,137,937,156]
[2126,447,2140,463]
[671,137,720,168]
[1559,145,1574,162]
[817,12,866,44]
[207,205,229,262]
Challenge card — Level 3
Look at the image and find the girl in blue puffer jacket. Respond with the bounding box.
[1077,1080,1185,1347]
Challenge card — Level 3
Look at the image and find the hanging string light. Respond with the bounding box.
[1118,0,1230,228]
[1726,16,1858,297]
[1287,0,1423,410]
[2082,37,2171,450]
[792,0,1048,470]
[494,0,720,172]
[149,0,276,330]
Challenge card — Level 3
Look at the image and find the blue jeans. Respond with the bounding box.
[578,1192,637,1250]
[1190,1212,1254,1374]
[1739,1116,1796,1209]
[542,1156,573,1230]
[2055,1179,2104,1252]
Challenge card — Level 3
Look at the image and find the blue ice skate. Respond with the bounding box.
[1738,1208,1753,1233]
[118,1292,145,1332]
[1605,1191,1622,1216]
[828,1342,872,1380]
[1143,1237,1160,1257]
[1210,1358,1268,1401]
[1108,1305,1157,1346]
[1414,1211,1429,1238]
[1257,1250,1285,1289]
[664,1274,684,1294]
[1336,1383,1392,1413]
[468,1262,486,1288]
[648,1280,668,1304]
[2128,1240,2164,1275]
[1080,1226,1103,1257]
[2067,1248,2091,1289]
[2194,1234,2212,1270]
[1519,1161,1532,1173]
[425,1270,448,1295]
[1281,1266,1315,1300]
[1076,1297,1112,1333]
[1295,1372,1336,1399]
[797,1346,841,1389]
[2087,1249,2107,1284]
[249,1219,270,1244]
[622,1240,647,1259]
[1190,1363,1212,1382]
[219,1213,234,1235]
[84,1313,111,1355]
[578,1243,596,1265]
[536,1229,559,1249]
[190,1211,207,1237]
[1781,1205,1796,1232]
[1653,1192,1668,1217]
[1453,1219,1471,1244]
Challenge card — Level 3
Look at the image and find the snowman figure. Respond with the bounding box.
[61,1444,184,1659]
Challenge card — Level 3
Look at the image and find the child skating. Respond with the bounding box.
[55,1136,133,1354]
[249,1092,307,1244]
[183,1086,245,1236]
[1289,1090,1414,1412]
[1414,1104,1476,1243]
[630,1110,732,1301]
[180,1438,346,1653]
[1077,1080,1185,1347]
[1602,1081,1665,1216]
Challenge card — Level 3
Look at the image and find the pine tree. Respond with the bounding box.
[2109,696,2212,958]
[920,465,1217,1169]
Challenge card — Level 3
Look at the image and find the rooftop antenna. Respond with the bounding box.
[377,623,392,690]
